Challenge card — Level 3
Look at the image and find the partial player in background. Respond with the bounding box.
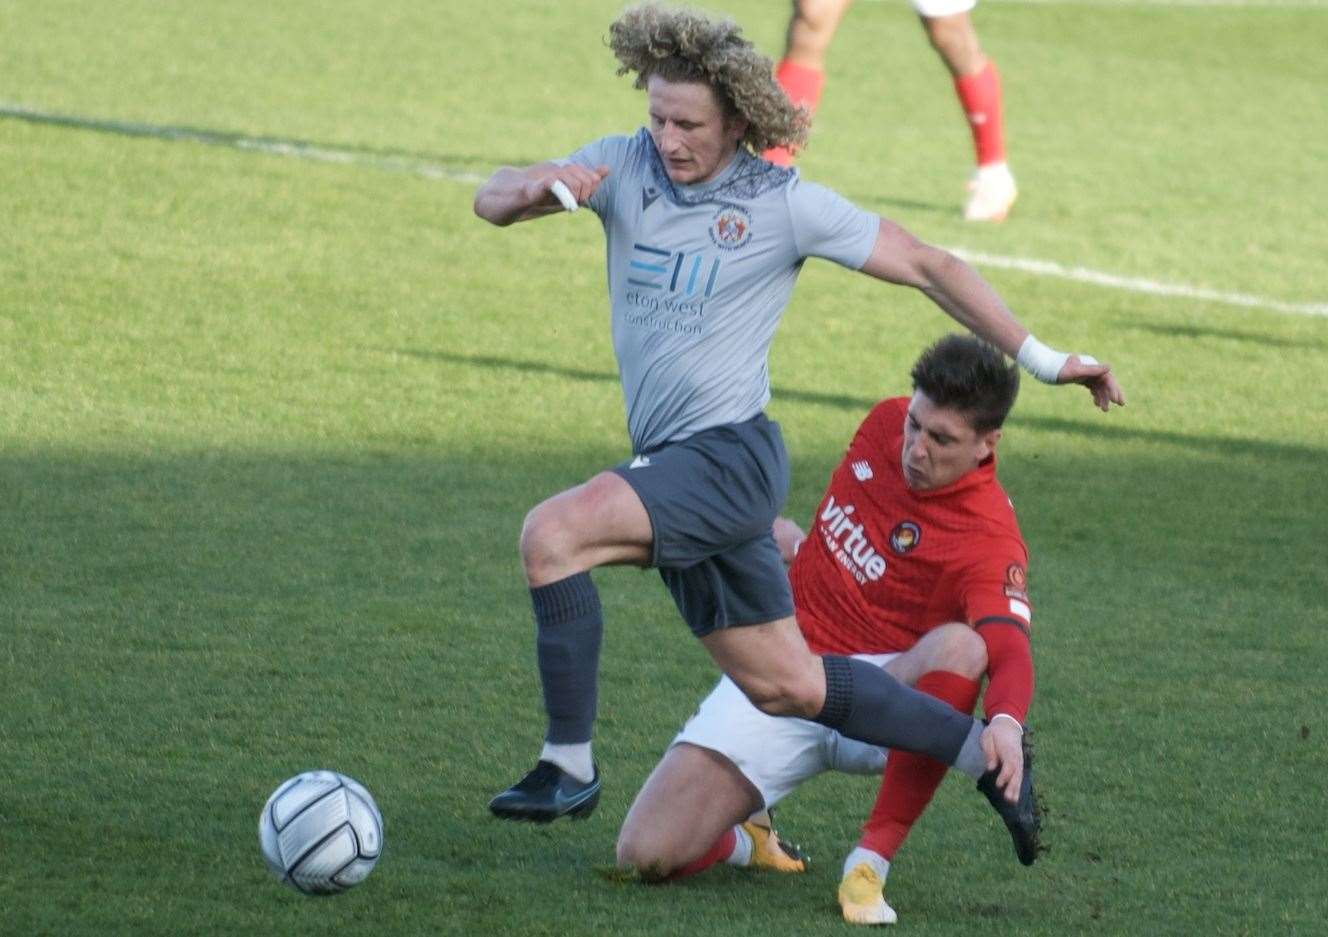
[616,336,1041,925]
[764,0,1017,222]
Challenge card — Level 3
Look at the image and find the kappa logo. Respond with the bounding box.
[851,460,873,482]
[642,187,661,211]
[708,205,753,250]
[629,454,652,469]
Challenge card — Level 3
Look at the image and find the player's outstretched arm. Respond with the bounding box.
[978,621,1035,802]
[859,219,1126,411]
[473,162,610,227]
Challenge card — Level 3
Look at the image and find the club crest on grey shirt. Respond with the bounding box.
[562,129,880,453]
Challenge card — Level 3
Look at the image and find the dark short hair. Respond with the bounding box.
[910,334,1020,433]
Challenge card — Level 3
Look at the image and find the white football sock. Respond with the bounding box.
[842,846,891,882]
[975,161,1011,181]
[540,742,594,784]
[724,825,754,866]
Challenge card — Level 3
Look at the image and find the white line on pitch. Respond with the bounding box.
[0,102,489,184]
[948,249,1328,317]
[4,102,1325,318]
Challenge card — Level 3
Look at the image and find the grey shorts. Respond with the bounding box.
[612,413,794,638]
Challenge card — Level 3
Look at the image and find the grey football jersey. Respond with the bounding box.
[563,129,880,453]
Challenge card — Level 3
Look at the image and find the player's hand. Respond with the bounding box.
[1056,355,1126,412]
[772,516,806,567]
[525,164,611,211]
[979,717,1025,802]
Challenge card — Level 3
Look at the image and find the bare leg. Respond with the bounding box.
[700,616,826,717]
[919,11,987,78]
[617,744,762,880]
[884,622,988,684]
[520,471,653,586]
[784,0,854,69]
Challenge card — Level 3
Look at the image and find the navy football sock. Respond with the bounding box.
[814,655,978,767]
[532,573,603,745]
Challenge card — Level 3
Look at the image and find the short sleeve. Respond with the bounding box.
[787,178,881,269]
[960,545,1032,633]
[556,134,638,218]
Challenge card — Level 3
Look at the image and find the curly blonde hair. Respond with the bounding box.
[608,3,808,154]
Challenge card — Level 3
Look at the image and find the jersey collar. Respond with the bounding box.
[640,128,792,206]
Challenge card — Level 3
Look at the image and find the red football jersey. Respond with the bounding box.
[792,397,1032,657]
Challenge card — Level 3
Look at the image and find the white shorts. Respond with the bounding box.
[911,0,977,19]
[671,653,898,808]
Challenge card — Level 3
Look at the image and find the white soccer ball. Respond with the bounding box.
[258,770,384,894]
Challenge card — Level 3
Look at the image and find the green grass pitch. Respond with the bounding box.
[2,1,1325,934]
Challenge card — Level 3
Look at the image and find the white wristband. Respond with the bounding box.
[549,179,579,213]
[989,712,1024,733]
[1016,334,1069,384]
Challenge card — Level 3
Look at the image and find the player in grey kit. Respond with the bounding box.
[473,2,1123,860]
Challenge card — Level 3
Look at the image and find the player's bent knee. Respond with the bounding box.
[518,503,567,576]
[615,832,679,881]
[520,488,600,576]
[934,623,988,679]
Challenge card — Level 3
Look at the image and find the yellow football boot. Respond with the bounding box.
[739,819,808,873]
[838,862,897,925]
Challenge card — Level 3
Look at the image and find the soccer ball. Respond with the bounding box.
[258,770,384,894]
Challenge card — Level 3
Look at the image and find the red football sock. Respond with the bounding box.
[667,826,736,880]
[775,58,825,111]
[859,671,981,859]
[763,59,825,166]
[953,60,1006,167]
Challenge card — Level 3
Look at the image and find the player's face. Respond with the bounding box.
[646,76,749,185]
[901,391,1000,491]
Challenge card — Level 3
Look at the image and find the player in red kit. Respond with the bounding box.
[615,335,1039,925]
[764,0,1017,222]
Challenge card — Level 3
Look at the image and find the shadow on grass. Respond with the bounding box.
[5,437,1318,650]
[2,437,1322,933]
[0,107,954,219]
[1119,321,1328,351]
[0,104,516,177]
[379,347,1328,464]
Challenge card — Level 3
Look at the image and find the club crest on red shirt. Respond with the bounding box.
[889,521,921,554]
[1004,563,1029,600]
